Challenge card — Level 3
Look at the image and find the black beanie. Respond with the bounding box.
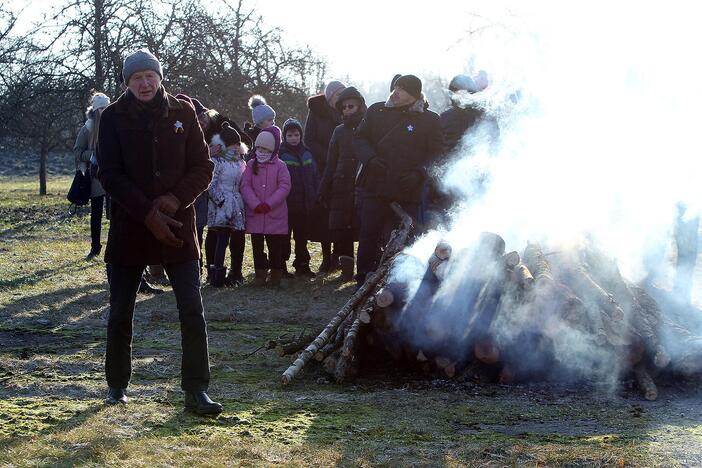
[390,74,402,92]
[220,122,241,147]
[394,74,422,100]
[283,118,303,138]
[175,93,208,116]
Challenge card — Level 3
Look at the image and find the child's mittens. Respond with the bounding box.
[254,202,271,214]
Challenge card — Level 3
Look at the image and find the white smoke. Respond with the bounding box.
[441,1,701,287]
[387,1,701,383]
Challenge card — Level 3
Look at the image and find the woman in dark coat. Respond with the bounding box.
[304,80,346,272]
[319,87,367,281]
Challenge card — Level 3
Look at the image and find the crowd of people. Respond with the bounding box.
[75,54,494,293]
[72,48,493,413]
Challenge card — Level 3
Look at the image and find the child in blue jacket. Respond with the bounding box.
[279,118,319,278]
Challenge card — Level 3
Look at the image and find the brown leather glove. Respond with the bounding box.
[144,205,184,248]
[152,192,181,216]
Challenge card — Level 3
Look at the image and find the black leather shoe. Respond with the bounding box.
[105,387,128,405]
[184,391,223,415]
[295,266,316,278]
[138,280,164,295]
[86,245,102,259]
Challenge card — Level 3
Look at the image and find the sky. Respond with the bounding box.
[251,0,501,85]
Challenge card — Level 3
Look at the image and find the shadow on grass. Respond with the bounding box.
[0,258,93,289]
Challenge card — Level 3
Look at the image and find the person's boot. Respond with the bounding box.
[268,269,283,288]
[295,265,316,278]
[86,244,101,259]
[339,256,355,282]
[253,269,268,286]
[318,254,331,274]
[330,253,341,272]
[138,279,164,295]
[145,264,169,285]
[105,387,128,405]
[282,265,295,279]
[184,390,223,415]
[211,266,227,288]
[226,270,244,287]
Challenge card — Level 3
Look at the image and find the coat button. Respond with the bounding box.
[155,171,161,177]
[154,137,158,143]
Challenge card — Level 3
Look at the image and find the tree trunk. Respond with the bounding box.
[93,0,105,90]
[39,146,48,195]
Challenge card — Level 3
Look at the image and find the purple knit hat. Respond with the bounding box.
[255,125,282,158]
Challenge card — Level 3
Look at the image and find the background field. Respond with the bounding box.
[1,175,702,467]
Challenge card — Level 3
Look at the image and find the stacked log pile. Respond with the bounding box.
[278,208,701,401]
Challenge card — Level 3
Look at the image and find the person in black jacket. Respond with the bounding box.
[353,75,443,287]
[424,73,500,225]
[319,87,367,282]
[304,80,346,272]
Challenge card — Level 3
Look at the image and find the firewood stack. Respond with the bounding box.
[278,208,701,401]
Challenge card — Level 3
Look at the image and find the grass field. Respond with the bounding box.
[1,175,702,467]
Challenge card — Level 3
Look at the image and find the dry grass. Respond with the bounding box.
[1,175,702,467]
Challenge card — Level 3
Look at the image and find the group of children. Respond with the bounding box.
[202,96,320,288]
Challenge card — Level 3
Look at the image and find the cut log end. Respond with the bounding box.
[375,288,395,308]
[474,339,500,365]
[435,241,452,260]
[503,251,521,269]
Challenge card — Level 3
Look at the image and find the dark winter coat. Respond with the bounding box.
[279,142,319,214]
[440,103,499,155]
[353,96,443,203]
[97,87,213,266]
[303,94,342,175]
[320,88,366,232]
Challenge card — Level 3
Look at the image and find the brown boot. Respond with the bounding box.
[268,269,283,288]
[254,269,268,286]
[339,256,354,282]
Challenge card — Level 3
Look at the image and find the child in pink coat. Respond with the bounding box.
[240,126,291,286]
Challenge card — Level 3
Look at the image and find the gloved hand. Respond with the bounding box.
[398,170,424,192]
[254,203,271,214]
[152,192,181,216]
[144,205,184,247]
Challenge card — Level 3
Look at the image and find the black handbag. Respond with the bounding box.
[67,169,91,206]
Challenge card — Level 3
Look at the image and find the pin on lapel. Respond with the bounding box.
[174,120,184,134]
[407,125,414,132]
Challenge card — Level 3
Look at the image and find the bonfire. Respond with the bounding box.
[276,204,701,401]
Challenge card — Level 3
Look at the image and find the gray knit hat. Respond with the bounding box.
[122,49,163,84]
[324,80,346,104]
[248,95,276,126]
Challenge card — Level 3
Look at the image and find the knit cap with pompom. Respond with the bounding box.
[248,95,276,126]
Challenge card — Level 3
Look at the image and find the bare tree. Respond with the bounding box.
[0,0,328,193]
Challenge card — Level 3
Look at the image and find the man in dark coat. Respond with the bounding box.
[97,49,222,415]
[425,73,500,224]
[353,75,443,286]
[440,72,498,155]
[304,80,346,272]
[319,86,367,281]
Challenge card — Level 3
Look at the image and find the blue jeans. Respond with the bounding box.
[105,260,211,391]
